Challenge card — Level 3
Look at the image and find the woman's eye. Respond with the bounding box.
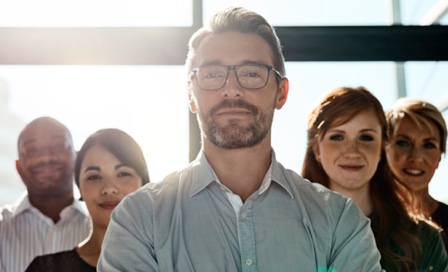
[360,135,373,141]
[395,139,409,147]
[87,175,101,181]
[329,134,343,141]
[117,172,132,178]
[423,142,437,149]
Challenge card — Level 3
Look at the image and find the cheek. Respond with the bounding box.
[426,152,441,168]
[317,144,337,168]
[390,149,407,163]
[80,182,100,201]
[319,142,339,159]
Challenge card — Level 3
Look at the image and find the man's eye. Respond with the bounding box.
[52,143,67,152]
[205,72,224,78]
[24,148,38,155]
[242,72,261,78]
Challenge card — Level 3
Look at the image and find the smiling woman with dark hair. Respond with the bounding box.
[25,128,150,272]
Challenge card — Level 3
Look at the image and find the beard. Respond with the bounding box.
[198,99,273,149]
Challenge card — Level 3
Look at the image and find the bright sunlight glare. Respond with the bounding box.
[0,0,192,27]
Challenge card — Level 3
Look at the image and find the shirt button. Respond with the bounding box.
[241,212,247,218]
[245,259,252,266]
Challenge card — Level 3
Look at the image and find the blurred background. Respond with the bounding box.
[1,0,447,205]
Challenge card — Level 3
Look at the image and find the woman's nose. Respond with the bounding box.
[101,181,118,195]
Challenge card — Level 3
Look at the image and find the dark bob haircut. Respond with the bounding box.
[74,128,150,187]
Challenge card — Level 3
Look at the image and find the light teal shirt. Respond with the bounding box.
[98,150,382,272]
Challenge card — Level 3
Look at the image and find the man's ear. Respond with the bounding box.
[188,82,198,113]
[15,159,22,175]
[275,78,289,110]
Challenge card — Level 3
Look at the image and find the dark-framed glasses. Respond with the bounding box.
[191,63,283,91]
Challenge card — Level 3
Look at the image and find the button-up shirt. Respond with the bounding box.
[0,193,91,272]
[98,150,382,272]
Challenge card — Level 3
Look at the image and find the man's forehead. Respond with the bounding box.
[194,32,273,67]
[19,121,70,146]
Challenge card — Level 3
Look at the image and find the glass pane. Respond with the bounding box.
[401,0,448,25]
[405,61,448,202]
[204,0,390,26]
[0,65,189,204]
[432,109,448,203]
[0,0,192,27]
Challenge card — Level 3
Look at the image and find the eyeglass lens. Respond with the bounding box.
[195,64,270,90]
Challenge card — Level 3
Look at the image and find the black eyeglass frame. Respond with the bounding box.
[191,63,284,91]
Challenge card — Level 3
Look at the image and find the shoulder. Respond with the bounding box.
[279,165,350,205]
[414,219,446,250]
[123,159,207,204]
[25,249,76,272]
[114,169,187,216]
[416,219,443,237]
[0,203,17,222]
[413,219,448,269]
[437,202,448,213]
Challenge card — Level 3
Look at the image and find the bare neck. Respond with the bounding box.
[77,225,107,268]
[414,189,439,217]
[203,137,272,202]
[28,191,74,223]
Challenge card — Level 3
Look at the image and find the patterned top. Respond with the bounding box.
[0,193,91,272]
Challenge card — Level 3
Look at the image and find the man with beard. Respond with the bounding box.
[0,117,90,272]
[98,7,383,272]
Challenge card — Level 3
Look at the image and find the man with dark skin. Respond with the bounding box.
[0,117,90,272]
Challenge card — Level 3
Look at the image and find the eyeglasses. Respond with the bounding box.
[191,63,283,91]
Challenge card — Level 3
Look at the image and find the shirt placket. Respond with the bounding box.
[238,198,258,272]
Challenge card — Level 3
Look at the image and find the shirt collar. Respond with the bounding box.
[12,191,32,217]
[188,149,294,199]
[12,191,89,218]
[189,151,217,197]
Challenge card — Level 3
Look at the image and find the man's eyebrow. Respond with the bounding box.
[200,59,267,67]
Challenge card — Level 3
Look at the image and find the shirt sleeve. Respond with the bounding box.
[97,193,159,272]
[328,198,383,272]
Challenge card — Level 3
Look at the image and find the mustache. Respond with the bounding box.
[210,99,259,116]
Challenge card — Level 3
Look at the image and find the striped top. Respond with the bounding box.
[0,193,91,272]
